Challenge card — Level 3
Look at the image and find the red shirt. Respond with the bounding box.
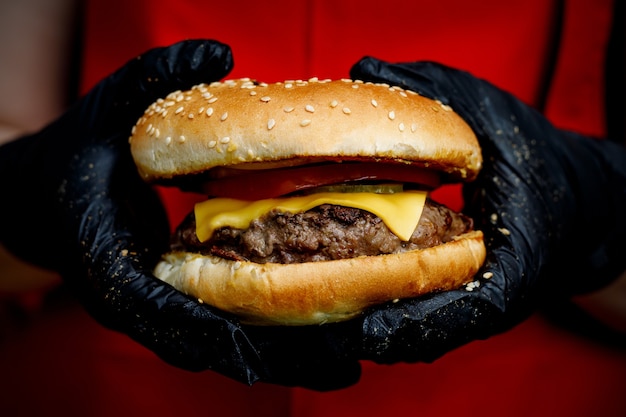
[2,1,624,416]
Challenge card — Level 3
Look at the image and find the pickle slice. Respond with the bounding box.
[303,183,405,194]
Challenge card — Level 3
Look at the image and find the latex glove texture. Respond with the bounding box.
[0,40,360,390]
[348,58,626,363]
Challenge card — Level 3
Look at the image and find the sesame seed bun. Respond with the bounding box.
[130,78,482,182]
[129,77,486,326]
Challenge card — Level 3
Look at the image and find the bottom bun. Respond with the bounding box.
[153,230,486,326]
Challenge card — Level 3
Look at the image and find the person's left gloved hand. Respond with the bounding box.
[0,40,361,390]
[346,57,626,364]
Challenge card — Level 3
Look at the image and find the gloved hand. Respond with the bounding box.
[348,58,626,363]
[0,40,360,390]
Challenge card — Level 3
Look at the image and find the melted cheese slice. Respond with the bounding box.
[194,191,427,243]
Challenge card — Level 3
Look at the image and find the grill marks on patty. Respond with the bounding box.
[171,199,473,264]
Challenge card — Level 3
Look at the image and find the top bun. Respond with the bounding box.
[130,78,481,182]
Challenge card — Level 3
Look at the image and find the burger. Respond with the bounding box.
[129,77,486,326]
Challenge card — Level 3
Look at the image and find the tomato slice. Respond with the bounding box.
[200,162,441,200]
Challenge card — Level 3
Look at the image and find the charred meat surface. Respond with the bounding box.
[171,199,473,264]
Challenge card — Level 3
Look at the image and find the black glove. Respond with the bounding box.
[0,40,360,390]
[348,58,626,363]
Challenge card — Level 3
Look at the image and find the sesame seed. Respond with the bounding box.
[498,227,511,236]
[330,100,338,108]
[482,272,494,279]
[260,96,271,103]
[267,119,276,130]
[233,261,242,270]
[398,123,405,132]
[220,137,231,144]
[155,128,160,138]
[371,99,378,107]
[206,108,214,117]
[207,97,218,104]
[300,119,312,127]
[166,90,180,100]
[490,213,498,223]
[283,106,295,113]
[342,107,351,114]
[305,104,315,113]
[188,113,194,119]
[388,111,396,120]
[178,135,186,143]
[249,91,257,96]
[165,136,172,145]
[175,106,184,115]
[309,77,319,82]
[161,110,168,118]
[352,84,359,89]
[399,91,408,98]
[208,140,217,148]
[411,123,418,132]
[220,112,228,121]
[285,83,293,89]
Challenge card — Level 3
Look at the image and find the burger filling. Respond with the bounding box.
[170,199,473,264]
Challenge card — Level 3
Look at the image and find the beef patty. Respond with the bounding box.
[171,199,473,264]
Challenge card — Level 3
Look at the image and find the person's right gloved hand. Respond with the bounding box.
[346,57,626,364]
[0,39,361,391]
